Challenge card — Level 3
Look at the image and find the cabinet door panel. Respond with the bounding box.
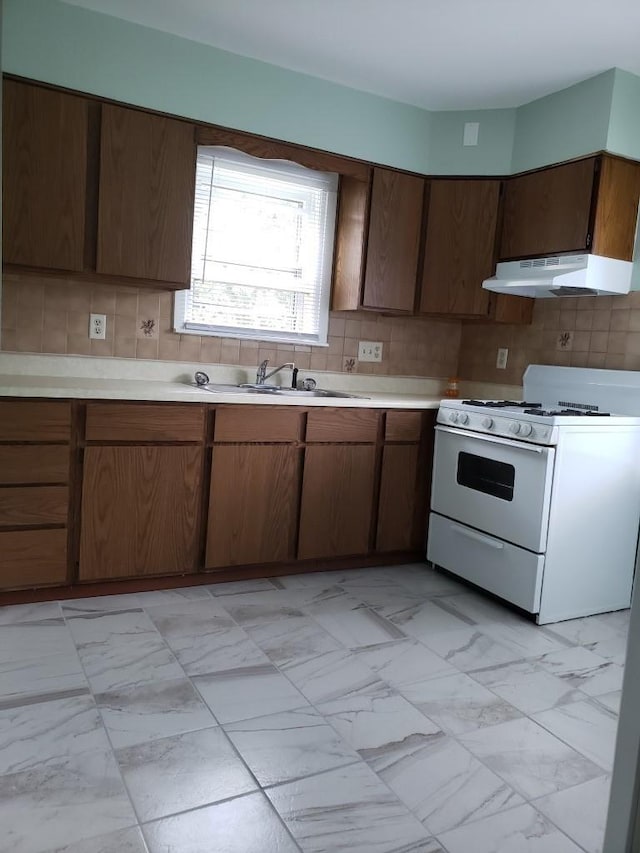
[420,180,498,317]
[79,446,202,580]
[0,529,68,590]
[298,445,375,559]
[376,445,421,552]
[3,80,87,271]
[206,445,300,568]
[500,158,597,259]
[97,105,196,284]
[363,168,424,312]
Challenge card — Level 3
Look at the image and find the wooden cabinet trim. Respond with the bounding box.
[84,403,205,442]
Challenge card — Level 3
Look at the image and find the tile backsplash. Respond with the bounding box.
[0,274,461,379]
[458,292,640,385]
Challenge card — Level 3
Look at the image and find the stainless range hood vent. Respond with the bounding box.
[482,253,633,298]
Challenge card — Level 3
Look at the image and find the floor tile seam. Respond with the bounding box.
[122,725,266,827]
[431,801,590,853]
[71,641,144,832]
[254,756,365,794]
[461,661,593,717]
[297,691,530,839]
[138,786,305,853]
[527,709,616,774]
[0,684,93,712]
[515,796,594,853]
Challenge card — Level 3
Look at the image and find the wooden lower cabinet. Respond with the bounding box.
[206,444,301,568]
[298,444,376,560]
[376,444,422,552]
[0,529,68,588]
[79,445,203,580]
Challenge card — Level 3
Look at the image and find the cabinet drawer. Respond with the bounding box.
[85,403,205,442]
[385,411,423,442]
[0,402,71,441]
[0,446,69,484]
[0,528,68,589]
[214,407,302,443]
[306,409,379,442]
[0,486,69,527]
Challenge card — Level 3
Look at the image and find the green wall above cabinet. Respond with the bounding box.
[3,0,640,176]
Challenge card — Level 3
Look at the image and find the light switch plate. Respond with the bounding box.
[358,341,383,362]
[463,122,480,146]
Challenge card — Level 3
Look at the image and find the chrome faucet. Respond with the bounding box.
[256,359,298,388]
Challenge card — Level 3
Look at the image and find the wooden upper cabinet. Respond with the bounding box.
[591,156,640,261]
[97,105,196,285]
[362,168,424,312]
[331,176,370,311]
[499,158,598,260]
[3,80,88,271]
[420,180,499,317]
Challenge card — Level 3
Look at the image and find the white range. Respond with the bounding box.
[428,365,640,624]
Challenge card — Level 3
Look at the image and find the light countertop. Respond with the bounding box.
[0,354,522,409]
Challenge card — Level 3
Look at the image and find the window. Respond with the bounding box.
[174,146,338,346]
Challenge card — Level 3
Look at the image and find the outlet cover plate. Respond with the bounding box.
[358,341,383,362]
[89,313,107,340]
[496,347,508,369]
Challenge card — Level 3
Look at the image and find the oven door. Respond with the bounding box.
[431,425,555,553]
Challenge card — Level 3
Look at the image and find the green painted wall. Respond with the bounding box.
[2,0,435,173]
[607,69,640,162]
[428,108,516,175]
[2,0,640,179]
[511,70,615,173]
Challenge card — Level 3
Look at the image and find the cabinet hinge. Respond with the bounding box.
[586,232,592,249]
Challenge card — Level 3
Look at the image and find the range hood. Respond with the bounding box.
[482,253,634,298]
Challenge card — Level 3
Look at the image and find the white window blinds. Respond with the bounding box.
[175,146,338,346]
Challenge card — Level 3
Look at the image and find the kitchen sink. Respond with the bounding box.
[189,382,368,399]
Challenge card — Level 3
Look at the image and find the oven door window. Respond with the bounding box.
[456,451,515,501]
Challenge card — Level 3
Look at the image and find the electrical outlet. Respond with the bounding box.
[496,347,509,369]
[89,313,107,340]
[358,341,383,362]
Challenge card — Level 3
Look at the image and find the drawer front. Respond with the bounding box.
[427,512,543,613]
[85,403,205,442]
[0,528,68,589]
[214,407,302,443]
[0,401,71,441]
[306,409,379,442]
[0,446,69,484]
[0,486,69,527]
[385,411,424,442]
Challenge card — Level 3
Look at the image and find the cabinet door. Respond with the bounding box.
[206,445,300,568]
[298,445,376,559]
[362,168,424,312]
[376,445,422,552]
[79,446,202,580]
[500,158,597,260]
[3,80,87,271]
[97,105,196,285]
[420,180,499,317]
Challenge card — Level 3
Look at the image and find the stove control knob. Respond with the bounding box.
[519,423,533,437]
[482,417,494,429]
[448,412,459,424]
[509,422,521,435]
[458,413,469,425]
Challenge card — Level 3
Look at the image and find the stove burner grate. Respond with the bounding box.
[463,400,541,409]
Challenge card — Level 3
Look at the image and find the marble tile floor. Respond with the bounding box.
[0,563,628,853]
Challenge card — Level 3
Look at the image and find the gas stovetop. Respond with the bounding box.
[463,400,612,417]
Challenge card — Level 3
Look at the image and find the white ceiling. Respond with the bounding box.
[63,0,640,110]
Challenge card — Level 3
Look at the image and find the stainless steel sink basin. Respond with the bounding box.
[189,382,368,399]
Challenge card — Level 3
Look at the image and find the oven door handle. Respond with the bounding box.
[435,425,546,454]
[453,525,504,550]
